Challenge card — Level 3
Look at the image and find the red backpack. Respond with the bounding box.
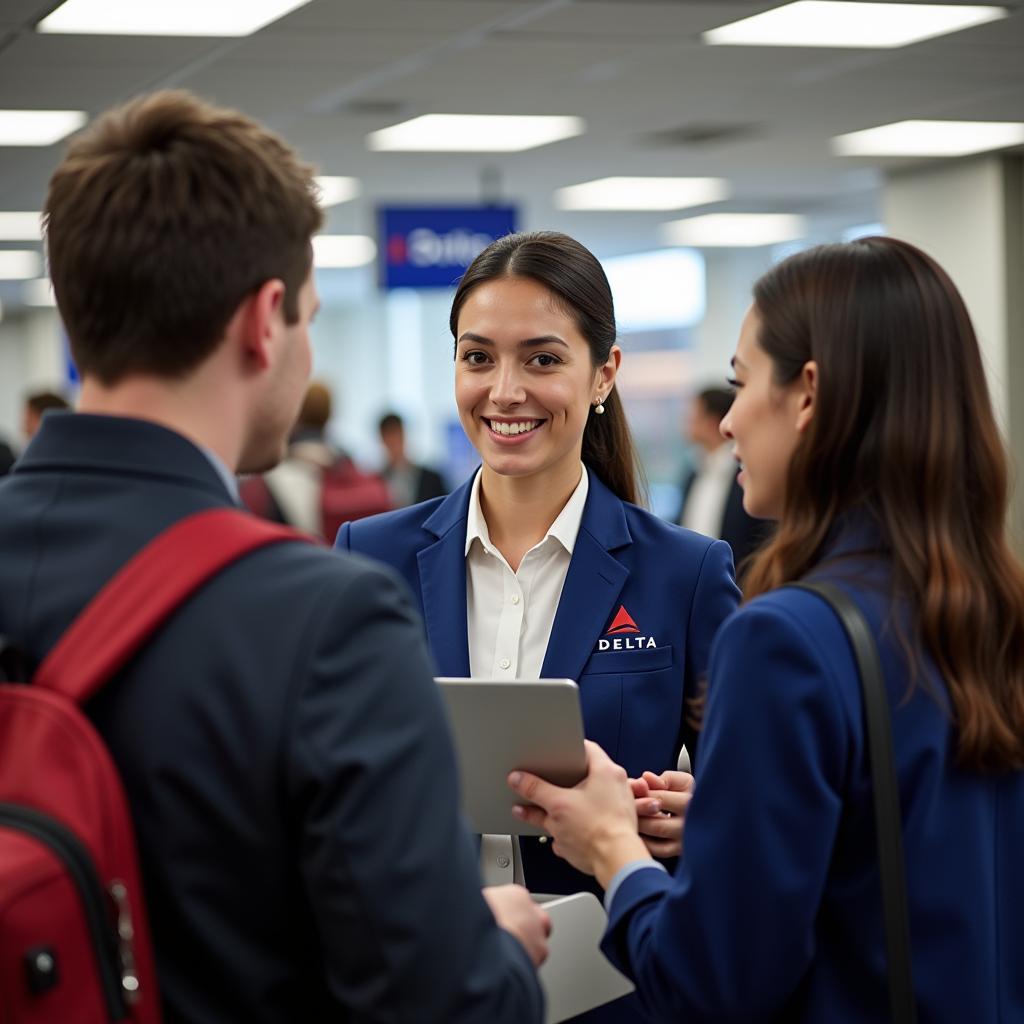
[240,455,392,541]
[319,455,393,541]
[0,509,306,1023]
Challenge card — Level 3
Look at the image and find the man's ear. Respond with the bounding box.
[795,359,818,433]
[238,279,287,371]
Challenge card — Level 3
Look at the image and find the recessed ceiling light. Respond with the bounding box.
[556,177,731,212]
[0,251,43,279]
[0,212,43,240]
[37,0,313,36]
[661,214,807,248]
[0,110,87,146]
[314,177,360,208]
[24,278,57,306]
[367,114,585,153]
[312,235,377,269]
[703,2,1006,49]
[833,119,1024,157]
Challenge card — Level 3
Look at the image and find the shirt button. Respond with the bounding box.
[499,658,511,670]
[511,594,520,605]
[539,836,549,844]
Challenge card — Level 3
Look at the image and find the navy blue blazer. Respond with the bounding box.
[0,414,541,1024]
[337,468,740,896]
[602,531,1024,1023]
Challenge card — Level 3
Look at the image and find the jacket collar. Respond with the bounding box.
[421,466,632,551]
[416,466,634,681]
[17,412,237,504]
[541,472,633,681]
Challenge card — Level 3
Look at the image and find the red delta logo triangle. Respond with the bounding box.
[606,605,640,636]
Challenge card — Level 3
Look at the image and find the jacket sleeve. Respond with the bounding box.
[682,538,740,760]
[602,599,851,1022]
[285,561,542,1023]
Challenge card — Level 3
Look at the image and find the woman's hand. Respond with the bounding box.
[631,770,695,859]
[508,740,651,889]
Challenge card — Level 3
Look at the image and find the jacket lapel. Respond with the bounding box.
[417,478,473,677]
[540,472,632,682]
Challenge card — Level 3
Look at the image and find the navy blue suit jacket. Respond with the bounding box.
[602,530,1024,1022]
[337,469,740,896]
[0,414,541,1024]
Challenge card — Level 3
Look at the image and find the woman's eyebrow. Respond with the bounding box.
[457,332,570,350]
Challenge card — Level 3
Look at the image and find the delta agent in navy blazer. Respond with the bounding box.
[337,466,740,896]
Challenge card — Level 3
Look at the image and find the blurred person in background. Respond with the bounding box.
[338,230,740,1024]
[0,437,14,476]
[509,236,1024,1023]
[378,410,448,507]
[677,386,769,573]
[23,389,70,441]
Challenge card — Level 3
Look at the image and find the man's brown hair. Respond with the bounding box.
[44,90,324,384]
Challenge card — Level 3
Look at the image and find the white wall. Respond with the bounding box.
[884,157,1010,431]
[0,308,66,447]
[692,248,775,387]
[884,154,1024,546]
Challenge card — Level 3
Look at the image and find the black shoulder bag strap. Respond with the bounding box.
[791,581,917,1024]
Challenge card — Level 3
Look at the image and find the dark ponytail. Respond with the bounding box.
[450,230,643,505]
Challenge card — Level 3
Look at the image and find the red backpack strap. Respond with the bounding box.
[33,508,313,704]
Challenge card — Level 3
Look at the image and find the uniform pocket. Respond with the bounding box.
[583,643,673,675]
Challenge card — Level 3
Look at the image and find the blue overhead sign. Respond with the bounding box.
[379,205,518,289]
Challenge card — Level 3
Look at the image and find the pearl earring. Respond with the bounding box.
[594,396,605,415]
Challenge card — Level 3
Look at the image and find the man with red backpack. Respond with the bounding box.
[0,90,547,1023]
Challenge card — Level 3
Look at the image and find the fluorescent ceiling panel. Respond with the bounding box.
[0,110,87,146]
[313,235,377,269]
[37,0,313,36]
[662,214,807,248]
[0,212,43,241]
[557,177,730,212]
[314,177,360,208]
[834,120,1024,156]
[0,251,43,279]
[703,2,1006,48]
[23,278,57,306]
[367,114,585,153]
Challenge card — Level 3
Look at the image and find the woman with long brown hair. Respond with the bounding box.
[510,236,1024,1022]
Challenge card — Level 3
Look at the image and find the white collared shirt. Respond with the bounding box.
[681,443,736,538]
[466,465,589,680]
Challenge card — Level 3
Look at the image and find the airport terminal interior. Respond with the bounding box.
[1,0,1023,521]
[2,5,1023,1022]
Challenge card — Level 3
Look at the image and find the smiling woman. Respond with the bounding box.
[339,232,741,1024]
[334,231,740,1021]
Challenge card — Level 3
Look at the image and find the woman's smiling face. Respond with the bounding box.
[454,275,615,484]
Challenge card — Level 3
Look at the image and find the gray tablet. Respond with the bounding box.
[435,678,587,837]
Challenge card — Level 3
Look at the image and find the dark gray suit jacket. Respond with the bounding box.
[0,413,541,1024]
[678,469,771,571]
